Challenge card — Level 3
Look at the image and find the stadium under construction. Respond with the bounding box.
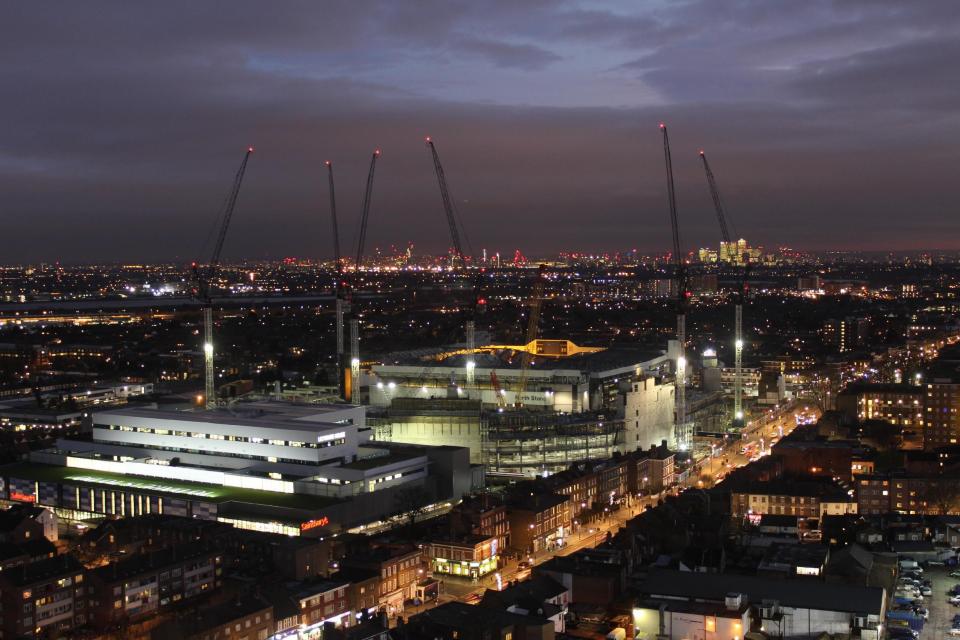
[363,339,733,476]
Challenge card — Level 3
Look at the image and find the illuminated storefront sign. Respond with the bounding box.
[10,491,36,503]
[301,516,330,531]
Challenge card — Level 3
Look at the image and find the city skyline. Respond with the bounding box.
[3,2,959,262]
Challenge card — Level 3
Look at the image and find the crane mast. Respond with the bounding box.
[515,265,545,407]
[700,150,745,428]
[326,160,349,401]
[347,149,381,404]
[354,149,381,272]
[660,124,690,450]
[425,137,477,386]
[194,147,254,410]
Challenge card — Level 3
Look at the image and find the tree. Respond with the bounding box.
[395,486,430,529]
[920,481,960,515]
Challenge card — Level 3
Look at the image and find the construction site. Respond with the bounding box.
[189,127,754,479]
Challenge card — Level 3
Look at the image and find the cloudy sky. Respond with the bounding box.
[3,1,959,263]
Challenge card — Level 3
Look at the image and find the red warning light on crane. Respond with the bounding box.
[247,146,255,153]
[425,136,432,143]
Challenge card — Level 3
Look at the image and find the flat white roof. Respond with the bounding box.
[92,403,360,434]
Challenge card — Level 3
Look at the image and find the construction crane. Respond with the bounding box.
[345,149,381,403]
[425,136,481,387]
[660,123,691,450]
[193,146,254,410]
[700,150,746,428]
[515,265,545,407]
[326,160,350,401]
[354,149,381,272]
[490,370,506,408]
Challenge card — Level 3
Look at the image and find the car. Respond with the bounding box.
[949,629,960,637]
[949,595,960,606]
[921,587,932,596]
[951,570,960,578]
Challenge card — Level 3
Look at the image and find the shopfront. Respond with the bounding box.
[428,535,499,578]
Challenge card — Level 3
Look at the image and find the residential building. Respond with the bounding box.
[340,546,421,616]
[534,552,625,606]
[0,504,58,543]
[924,364,960,449]
[87,544,222,627]
[150,595,273,640]
[449,493,510,554]
[0,554,86,639]
[637,442,675,493]
[507,493,571,554]
[480,575,570,633]
[334,567,380,620]
[856,472,960,515]
[730,479,857,520]
[293,579,352,631]
[837,383,924,428]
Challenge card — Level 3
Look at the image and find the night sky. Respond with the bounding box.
[3,2,959,263]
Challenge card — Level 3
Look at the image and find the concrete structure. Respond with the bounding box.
[1,401,477,536]
[369,344,670,413]
[374,401,626,477]
[371,398,483,464]
[624,377,674,451]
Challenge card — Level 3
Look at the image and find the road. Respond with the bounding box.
[434,402,818,606]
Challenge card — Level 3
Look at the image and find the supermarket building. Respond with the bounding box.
[0,402,477,536]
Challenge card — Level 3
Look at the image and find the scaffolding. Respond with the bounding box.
[483,410,624,476]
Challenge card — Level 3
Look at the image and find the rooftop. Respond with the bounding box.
[91,401,358,433]
[638,569,884,615]
[0,461,341,510]
[151,595,272,639]
[0,554,83,587]
[409,601,551,632]
[340,449,425,470]
[92,544,217,582]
